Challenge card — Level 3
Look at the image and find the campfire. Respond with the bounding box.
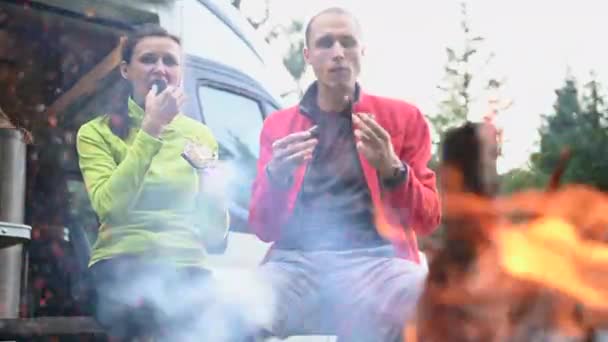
[407,123,608,341]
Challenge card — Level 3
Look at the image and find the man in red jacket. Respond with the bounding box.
[249,7,440,341]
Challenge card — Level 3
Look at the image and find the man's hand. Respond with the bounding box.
[267,127,319,182]
[353,113,402,179]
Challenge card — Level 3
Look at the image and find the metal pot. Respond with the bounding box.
[0,129,31,320]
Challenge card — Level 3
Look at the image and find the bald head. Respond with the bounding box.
[305,7,362,47]
[303,6,364,96]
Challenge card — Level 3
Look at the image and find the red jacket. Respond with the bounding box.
[248,90,441,263]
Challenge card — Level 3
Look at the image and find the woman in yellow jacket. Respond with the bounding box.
[76,24,232,341]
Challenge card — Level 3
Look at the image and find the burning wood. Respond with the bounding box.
[496,216,608,309]
[410,123,608,342]
[547,148,572,191]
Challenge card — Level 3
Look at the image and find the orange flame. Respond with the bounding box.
[409,183,608,341]
[440,186,608,311]
[494,216,608,310]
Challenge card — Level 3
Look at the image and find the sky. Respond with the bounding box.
[240,0,608,173]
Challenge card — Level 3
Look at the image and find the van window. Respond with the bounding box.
[197,85,264,160]
[197,85,265,228]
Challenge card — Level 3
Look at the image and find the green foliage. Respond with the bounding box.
[265,20,306,96]
[430,2,503,148]
[279,21,306,83]
[531,73,608,191]
[229,0,304,91]
[429,2,503,178]
[427,2,506,181]
[499,167,547,194]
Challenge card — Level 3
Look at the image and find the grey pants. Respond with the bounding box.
[258,245,429,341]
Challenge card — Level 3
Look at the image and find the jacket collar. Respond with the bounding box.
[298,81,362,121]
[126,98,179,133]
[127,97,145,128]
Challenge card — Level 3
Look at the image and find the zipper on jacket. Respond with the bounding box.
[293,98,353,231]
[293,127,318,232]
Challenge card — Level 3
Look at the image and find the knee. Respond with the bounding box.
[372,267,429,324]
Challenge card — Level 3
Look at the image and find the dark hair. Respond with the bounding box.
[441,122,499,197]
[304,7,361,47]
[121,24,181,64]
[440,122,483,194]
[109,24,181,139]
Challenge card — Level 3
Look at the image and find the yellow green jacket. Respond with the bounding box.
[76,99,229,268]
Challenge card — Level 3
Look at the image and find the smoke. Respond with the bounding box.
[202,160,237,198]
[90,156,280,341]
[95,262,276,342]
[210,268,277,335]
[165,267,276,342]
[97,125,431,340]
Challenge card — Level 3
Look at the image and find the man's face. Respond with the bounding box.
[304,12,364,92]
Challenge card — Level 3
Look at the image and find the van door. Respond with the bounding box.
[184,56,280,235]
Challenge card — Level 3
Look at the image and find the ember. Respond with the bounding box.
[409,123,608,342]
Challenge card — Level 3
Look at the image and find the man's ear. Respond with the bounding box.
[303,46,311,65]
[119,61,129,80]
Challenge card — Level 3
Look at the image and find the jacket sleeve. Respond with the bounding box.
[248,118,292,242]
[382,107,441,236]
[76,125,162,222]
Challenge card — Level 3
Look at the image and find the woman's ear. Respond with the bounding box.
[119,61,129,80]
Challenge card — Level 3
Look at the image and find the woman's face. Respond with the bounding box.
[120,36,182,104]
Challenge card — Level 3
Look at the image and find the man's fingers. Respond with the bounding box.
[274,138,317,160]
[356,113,390,141]
[273,133,312,150]
[356,140,374,157]
[353,114,382,144]
[284,148,314,164]
[270,149,311,176]
[354,126,376,146]
[273,131,315,150]
[354,131,383,151]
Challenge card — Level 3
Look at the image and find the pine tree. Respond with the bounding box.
[581,72,604,129]
[573,75,608,189]
[533,76,581,174]
[532,72,608,190]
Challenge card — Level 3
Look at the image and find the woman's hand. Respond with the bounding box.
[141,84,186,137]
